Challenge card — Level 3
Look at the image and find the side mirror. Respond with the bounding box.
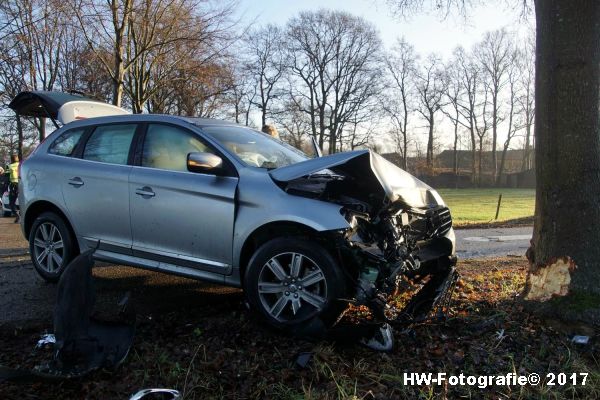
[187,152,223,174]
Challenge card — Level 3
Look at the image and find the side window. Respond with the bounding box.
[141,124,214,172]
[48,128,85,157]
[83,124,136,165]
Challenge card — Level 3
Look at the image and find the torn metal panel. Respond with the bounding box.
[53,247,97,354]
[36,334,56,349]
[45,247,135,377]
[360,323,394,352]
[270,150,445,213]
[0,247,137,380]
[266,148,458,337]
[130,389,181,400]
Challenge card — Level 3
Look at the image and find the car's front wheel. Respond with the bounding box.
[29,212,77,283]
[244,237,348,334]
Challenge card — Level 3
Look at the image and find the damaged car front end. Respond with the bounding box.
[12,94,457,350]
[270,150,458,330]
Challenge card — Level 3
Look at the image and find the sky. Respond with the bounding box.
[236,0,529,58]
[234,0,534,152]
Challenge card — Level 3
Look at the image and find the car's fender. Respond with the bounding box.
[232,169,350,269]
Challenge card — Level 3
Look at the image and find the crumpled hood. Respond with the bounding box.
[270,150,445,208]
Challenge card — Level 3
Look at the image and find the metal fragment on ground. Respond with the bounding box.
[36,334,56,349]
[572,335,590,345]
[129,388,181,400]
[360,323,394,352]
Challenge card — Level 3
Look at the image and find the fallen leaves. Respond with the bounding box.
[0,256,598,400]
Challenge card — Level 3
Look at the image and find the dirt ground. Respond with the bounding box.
[0,217,241,328]
[0,217,598,399]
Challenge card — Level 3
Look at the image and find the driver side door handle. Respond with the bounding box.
[68,177,84,187]
[135,186,155,198]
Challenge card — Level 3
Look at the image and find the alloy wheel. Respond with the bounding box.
[257,252,328,322]
[33,222,64,273]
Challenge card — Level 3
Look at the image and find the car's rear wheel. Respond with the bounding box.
[244,237,348,334]
[29,212,77,283]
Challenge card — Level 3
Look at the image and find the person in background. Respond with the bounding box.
[0,167,6,194]
[8,154,19,223]
[261,124,280,140]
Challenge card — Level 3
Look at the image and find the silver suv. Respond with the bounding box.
[15,91,456,332]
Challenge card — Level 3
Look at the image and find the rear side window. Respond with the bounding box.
[48,128,85,157]
[83,124,136,165]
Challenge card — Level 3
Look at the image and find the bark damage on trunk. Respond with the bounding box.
[524,0,600,306]
[524,253,576,302]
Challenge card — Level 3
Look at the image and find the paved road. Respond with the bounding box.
[455,226,533,259]
[0,217,240,327]
[0,217,532,326]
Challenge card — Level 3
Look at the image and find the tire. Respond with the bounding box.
[3,211,10,217]
[29,212,78,283]
[244,237,348,334]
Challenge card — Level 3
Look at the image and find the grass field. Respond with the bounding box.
[437,188,535,226]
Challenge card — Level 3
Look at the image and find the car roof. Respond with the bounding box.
[58,113,242,130]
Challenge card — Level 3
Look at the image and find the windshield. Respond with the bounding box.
[200,125,309,169]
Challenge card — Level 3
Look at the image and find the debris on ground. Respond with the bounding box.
[35,334,56,349]
[1,256,598,399]
[572,335,590,345]
[129,388,181,400]
[1,247,135,381]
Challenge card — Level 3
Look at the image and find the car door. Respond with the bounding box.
[129,123,238,273]
[61,123,138,253]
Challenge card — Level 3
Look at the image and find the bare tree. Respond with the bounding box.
[285,10,382,154]
[385,0,600,324]
[0,0,69,143]
[168,59,235,118]
[517,36,535,171]
[243,24,285,127]
[497,48,521,183]
[129,0,237,113]
[475,28,514,182]
[57,30,113,102]
[224,63,256,125]
[274,100,311,149]
[74,0,134,106]
[450,46,489,184]
[415,54,446,168]
[442,59,463,176]
[383,38,417,170]
[343,118,376,151]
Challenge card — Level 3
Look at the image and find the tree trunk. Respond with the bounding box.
[524,0,600,312]
[477,139,483,187]
[244,106,251,126]
[403,132,408,171]
[491,93,498,181]
[498,142,509,187]
[319,105,327,153]
[426,110,434,167]
[452,119,459,176]
[16,115,23,161]
[522,122,532,171]
[497,91,515,186]
[402,91,409,171]
[470,126,477,183]
[38,117,46,143]
[112,54,124,107]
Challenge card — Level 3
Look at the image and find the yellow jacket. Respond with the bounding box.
[8,162,19,184]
